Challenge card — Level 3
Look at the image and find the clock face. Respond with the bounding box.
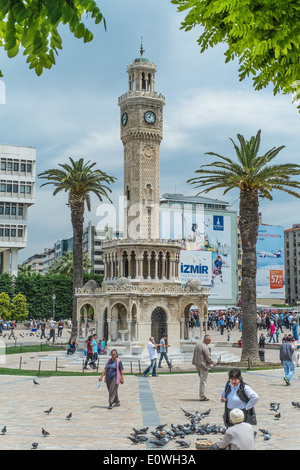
[144,111,156,124]
[122,112,128,126]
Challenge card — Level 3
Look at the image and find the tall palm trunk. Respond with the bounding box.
[70,200,84,340]
[239,189,260,363]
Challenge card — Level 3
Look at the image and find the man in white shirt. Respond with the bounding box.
[143,337,159,377]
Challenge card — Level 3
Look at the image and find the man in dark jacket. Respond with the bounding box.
[280,337,295,386]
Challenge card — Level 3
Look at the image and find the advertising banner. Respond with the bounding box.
[256,225,284,299]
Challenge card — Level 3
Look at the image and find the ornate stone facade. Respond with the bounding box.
[75,49,209,351]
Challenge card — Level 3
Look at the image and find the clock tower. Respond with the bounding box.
[118,45,165,240]
[76,48,209,357]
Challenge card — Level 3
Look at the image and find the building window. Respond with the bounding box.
[5,207,9,215]
[26,185,31,194]
[27,163,32,172]
[13,162,19,171]
[4,228,9,237]
[6,183,12,193]
[20,185,25,193]
[0,228,3,236]
[21,163,26,172]
[0,183,5,192]
[18,228,23,237]
[11,206,16,216]
[11,228,16,237]
[1,162,6,171]
[13,184,18,193]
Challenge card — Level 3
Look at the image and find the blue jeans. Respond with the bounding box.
[143,358,157,376]
[158,352,171,367]
[283,360,295,381]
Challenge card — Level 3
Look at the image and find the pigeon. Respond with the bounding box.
[264,433,271,441]
[42,428,50,437]
[274,413,281,420]
[127,436,141,444]
[33,379,39,385]
[292,401,300,409]
[66,413,72,420]
[44,407,53,414]
[176,440,191,448]
[1,426,6,435]
[132,427,148,435]
[259,428,270,436]
[156,424,167,431]
[270,403,280,412]
[201,409,211,417]
[135,435,148,442]
[31,442,39,449]
[150,438,169,447]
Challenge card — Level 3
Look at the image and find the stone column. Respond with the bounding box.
[180,318,185,340]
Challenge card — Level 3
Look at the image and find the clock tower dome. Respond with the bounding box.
[118,45,165,240]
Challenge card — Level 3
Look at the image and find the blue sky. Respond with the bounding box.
[1,0,300,263]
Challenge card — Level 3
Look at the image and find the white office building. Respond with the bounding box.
[0,144,36,276]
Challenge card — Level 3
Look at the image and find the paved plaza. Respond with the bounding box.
[0,325,300,450]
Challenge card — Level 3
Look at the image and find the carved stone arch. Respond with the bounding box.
[142,250,150,279]
[122,250,129,278]
[110,302,129,341]
[130,249,136,279]
[130,302,138,341]
[151,306,168,343]
[182,302,200,339]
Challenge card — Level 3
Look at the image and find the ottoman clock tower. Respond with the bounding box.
[76,47,209,353]
[118,44,165,240]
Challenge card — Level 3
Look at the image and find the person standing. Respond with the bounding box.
[220,368,258,428]
[40,319,46,339]
[192,335,216,401]
[292,321,299,341]
[268,321,276,343]
[84,335,96,369]
[158,334,172,369]
[99,349,124,409]
[209,408,256,450]
[280,336,295,386]
[143,337,159,377]
[92,333,98,363]
[57,319,64,338]
[47,319,56,343]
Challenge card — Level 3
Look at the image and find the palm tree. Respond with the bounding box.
[38,157,117,339]
[188,130,300,364]
[48,251,93,276]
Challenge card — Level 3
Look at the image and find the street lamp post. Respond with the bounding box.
[52,294,56,320]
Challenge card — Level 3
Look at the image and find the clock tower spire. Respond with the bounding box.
[118,50,165,240]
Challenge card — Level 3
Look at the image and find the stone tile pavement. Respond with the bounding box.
[0,367,299,450]
[0,324,299,450]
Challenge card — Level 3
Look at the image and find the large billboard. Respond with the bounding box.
[256,225,284,299]
[161,208,235,301]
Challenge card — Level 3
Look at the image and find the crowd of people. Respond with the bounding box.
[190,308,300,344]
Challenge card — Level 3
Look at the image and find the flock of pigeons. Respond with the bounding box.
[127,401,300,449]
[127,407,230,448]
